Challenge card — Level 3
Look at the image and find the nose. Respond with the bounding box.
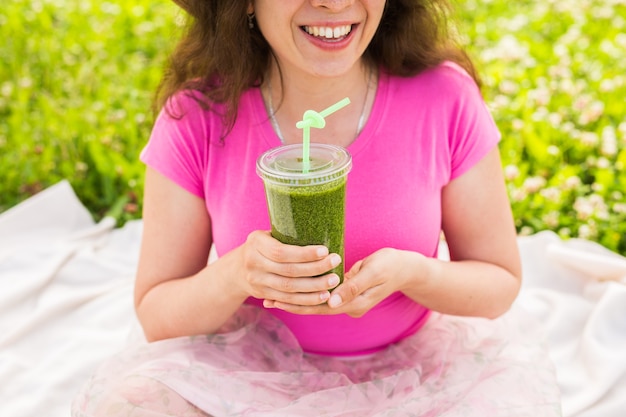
[310,0,354,11]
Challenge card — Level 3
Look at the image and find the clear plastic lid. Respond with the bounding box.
[256,143,352,186]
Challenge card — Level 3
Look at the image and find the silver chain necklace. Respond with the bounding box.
[265,69,373,144]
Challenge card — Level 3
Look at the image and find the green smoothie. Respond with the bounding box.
[265,177,347,280]
[257,144,352,284]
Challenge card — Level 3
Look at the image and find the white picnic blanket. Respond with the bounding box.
[0,180,625,417]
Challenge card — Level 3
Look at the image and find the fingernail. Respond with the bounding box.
[320,291,330,301]
[263,300,274,308]
[328,275,340,287]
[328,294,342,308]
[317,247,329,257]
[330,254,342,267]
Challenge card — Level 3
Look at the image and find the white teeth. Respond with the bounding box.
[304,25,352,39]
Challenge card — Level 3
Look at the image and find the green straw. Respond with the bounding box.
[296,97,351,173]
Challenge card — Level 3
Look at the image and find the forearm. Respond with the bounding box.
[135,250,249,342]
[400,253,521,319]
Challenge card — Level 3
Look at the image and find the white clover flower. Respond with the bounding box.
[529,88,551,106]
[135,22,156,35]
[594,5,615,19]
[0,82,14,97]
[574,194,610,221]
[532,107,549,122]
[559,22,582,41]
[548,113,563,127]
[512,119,524,131]
[522,176,547,193]
[574,197,594,220]
[564,176,582,190]
[547,145,560,156]
[510,188,528,202]
[110,109,127,122]
[613,203,626,214]
[492,34,530,62]
[596,210,610,221]
[596,157,611,169]
[599,78,616,93]
[508,14,530,31]
[519,226,535,236]
[601,126,618,156]
[75,162,88,173]
[580,131,599,146]
[553,44,569,58]
[591,182,604,192]
[600,39,619,56]
[18,77,33,88]
[573,94,592,111]
[504,164,520,181]
[542,211,560,228]
[499,80,519,95]
[579,100,605,125]
[552,64,574,80]
[560,78,580,96]
[175,13,186,27]
[540,186,561,202]
[494,94,511,108]
[561,121,576,133]
[100,2,122,15]
[578,224,593,239]
[589,193,606,206]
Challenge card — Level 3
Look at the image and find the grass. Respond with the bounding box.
[0,0,181,222]
[2,0,626,252]
[456,0,626,251]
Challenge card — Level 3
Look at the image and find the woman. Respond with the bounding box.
[72,0,561,415]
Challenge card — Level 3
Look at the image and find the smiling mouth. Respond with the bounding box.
[301,25,354,41]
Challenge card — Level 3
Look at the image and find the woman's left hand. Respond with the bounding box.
[264,248,423,317]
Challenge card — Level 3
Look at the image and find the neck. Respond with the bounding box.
[263,64,376,146]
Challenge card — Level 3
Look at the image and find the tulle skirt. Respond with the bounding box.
[72,305,562,416]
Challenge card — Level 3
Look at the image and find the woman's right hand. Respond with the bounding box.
[136,168,339,341]
[236,230,342,308]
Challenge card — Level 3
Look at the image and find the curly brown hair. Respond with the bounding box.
[155,0,479,129]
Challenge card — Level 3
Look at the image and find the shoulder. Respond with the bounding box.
[160,89,220,124]
[386,61,481,99]
[158,87,259,132]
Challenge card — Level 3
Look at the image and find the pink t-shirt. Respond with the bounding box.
[140,62,501,356]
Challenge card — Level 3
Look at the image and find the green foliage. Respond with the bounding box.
[0,0,181,223]
[2,0,626,252]
[455,0,626,253]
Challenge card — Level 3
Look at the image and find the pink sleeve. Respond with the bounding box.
[445,64,501,180]
[139,94,207,198]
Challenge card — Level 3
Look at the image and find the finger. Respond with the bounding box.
[344,259,363,280]
[272,253,342,278]
[265,273,340,295]
[253,231,330,264]
[260,273,339,307]
[263,289,331,308]
[327,265,383,309]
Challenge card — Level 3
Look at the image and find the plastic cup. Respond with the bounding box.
[256,143,352,283]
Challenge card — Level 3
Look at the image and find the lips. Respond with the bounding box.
[301,25,353,42]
